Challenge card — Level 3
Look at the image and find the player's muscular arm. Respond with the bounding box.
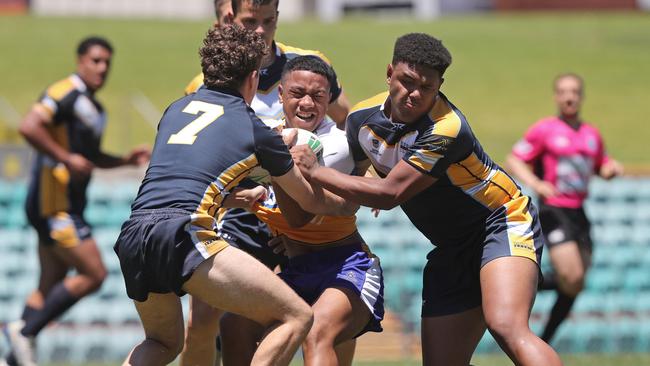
[93,146,151,169]
[292,145,435,210]
[505,153,557,199]
[273,184,315,228]
[19,107,94,179]
[222,186,268,209]
[271,165,359,217]
[328,91,351,129]
[318,161,434,210]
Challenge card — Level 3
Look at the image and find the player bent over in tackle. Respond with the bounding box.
[291,33,563,366]
[113,26,356,366]
[218,56,384,366]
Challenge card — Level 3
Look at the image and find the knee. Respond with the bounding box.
[484,308,528,342]
[149,333,184,363]
[289,303,314,339]
[303,319,335,352]
[88,267,107,293]
[559,272,585,297]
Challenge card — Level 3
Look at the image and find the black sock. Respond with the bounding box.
[20,282,79,337]
[6,353,17,366]
[20,304,39,323]
[541,291,576,343]
[216,335,222,352]
[538,272,558,290]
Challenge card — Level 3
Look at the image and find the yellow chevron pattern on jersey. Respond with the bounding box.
[277,42,332,64]
[428,98,462,135]
[185,73,203,95]
[197,153,259,217]
[406,99,460,172]
[351,92,388,114]
[46,76,76,101]
[254,202,357,245]
[447,152,521,211]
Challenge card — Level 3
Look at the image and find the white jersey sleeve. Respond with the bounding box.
[315,118,355,175]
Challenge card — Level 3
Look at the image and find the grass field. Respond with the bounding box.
[0,12,649,165]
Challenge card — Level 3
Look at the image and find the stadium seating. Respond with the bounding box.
[1,176,650,362]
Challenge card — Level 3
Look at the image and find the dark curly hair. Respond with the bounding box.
[392,33,452,76]
[200,25,267,90]
[281,55,335,93]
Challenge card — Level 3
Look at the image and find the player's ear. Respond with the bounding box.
[278,83,284,104]
[386,64,393,84]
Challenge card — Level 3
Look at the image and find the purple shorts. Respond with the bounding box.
[279,243,384,336]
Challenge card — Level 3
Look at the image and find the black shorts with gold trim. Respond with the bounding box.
[421,196,545,317]
[27,211,92,248]
[114,208,229,302]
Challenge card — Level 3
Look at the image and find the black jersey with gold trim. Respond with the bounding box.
[131,87,293,217]
[347,92,525,248]
[26,74,106,217]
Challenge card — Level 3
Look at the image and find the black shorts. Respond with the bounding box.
[27,211,92,248]
[114,208,229,302]
[422,196,545,317]
[220,208,287,269]
[539,203,592,251]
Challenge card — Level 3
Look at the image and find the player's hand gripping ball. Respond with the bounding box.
[248,127,323,184]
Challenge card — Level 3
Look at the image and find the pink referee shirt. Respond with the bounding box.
[512,116,610,209]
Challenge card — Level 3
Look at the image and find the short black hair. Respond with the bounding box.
[392,33,451,76]
[77,36,113,56]
[231,0,278,15]
[281,56,335,92]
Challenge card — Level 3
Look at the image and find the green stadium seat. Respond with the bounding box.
[532,291,555,316]
[612,319,642,352]
[585,267,622,292]
[621,268,650,292]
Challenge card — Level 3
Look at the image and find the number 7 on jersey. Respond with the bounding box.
[167,101,224,145]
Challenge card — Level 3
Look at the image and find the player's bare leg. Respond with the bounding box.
[334,339,356,366]
[183,246,313,366]
[124,292,185,365]
[541,241,591,342]
[302,287,370,366]
[53,238,107,297]
[180,297,223,366]
[24,244,68,311]
[548,241,588,297]
[6,238,107,366]
[481,256,563,365]
[421,307,486,366]
[220,313,264,366]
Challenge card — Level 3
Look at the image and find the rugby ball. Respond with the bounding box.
[248,128,323,184]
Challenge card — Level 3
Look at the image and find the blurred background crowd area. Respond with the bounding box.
[1,0,650,364]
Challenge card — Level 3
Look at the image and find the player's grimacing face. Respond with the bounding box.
[232,1,278,50]
[77,45,112,92]
[387,62,442,124]
[280,70,330,132]
[554,76,583,117]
